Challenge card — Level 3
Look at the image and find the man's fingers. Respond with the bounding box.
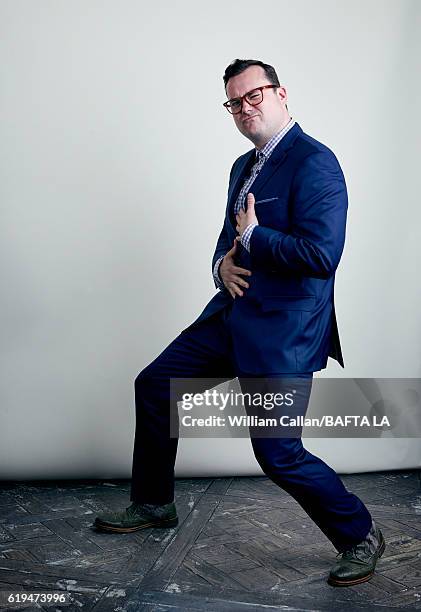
[227,274,249,288]
[225,281,243,297]
[226,278,247,294]
[221,250,252,296]
[247,192,255,207]
[233,278,249,289]
[232,266,252,276]
[230,283,243,297]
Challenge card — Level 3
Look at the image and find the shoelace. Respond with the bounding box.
[336,534,377,562]
[126,502,143,517]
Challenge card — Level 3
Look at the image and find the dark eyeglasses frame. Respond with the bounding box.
[223,85,278,114]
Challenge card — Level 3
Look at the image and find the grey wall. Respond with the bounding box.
[1,0,420,479]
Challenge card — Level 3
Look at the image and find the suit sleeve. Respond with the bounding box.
[212,254,226,290]
[211,161,238,290]
[249,151,348,279]
[212,220,231,290]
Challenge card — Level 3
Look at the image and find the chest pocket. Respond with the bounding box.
[254,196,289,230]
[254,196,279,205]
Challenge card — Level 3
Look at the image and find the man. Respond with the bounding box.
[94,59,385,586]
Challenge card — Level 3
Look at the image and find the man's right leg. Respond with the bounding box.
[129,305,236,505]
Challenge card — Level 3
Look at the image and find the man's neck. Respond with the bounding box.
[255,116,292,151]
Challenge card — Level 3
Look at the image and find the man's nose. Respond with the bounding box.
[242,99,255,113]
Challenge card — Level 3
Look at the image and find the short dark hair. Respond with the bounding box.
[223,58,280,91]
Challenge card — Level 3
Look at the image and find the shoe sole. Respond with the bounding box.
[93,516,179,533]
[327,536,386,587]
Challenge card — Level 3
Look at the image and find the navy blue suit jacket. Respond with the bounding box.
[188,122,347,374]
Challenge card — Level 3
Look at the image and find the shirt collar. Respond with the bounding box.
[255,117,296,160]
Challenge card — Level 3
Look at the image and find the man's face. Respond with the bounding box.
[225,65,289,148]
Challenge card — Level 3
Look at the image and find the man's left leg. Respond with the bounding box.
[238,373,385,586]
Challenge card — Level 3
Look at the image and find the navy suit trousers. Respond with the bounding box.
[130,303,372,552]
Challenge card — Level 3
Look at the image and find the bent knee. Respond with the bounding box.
[252,438,304,471]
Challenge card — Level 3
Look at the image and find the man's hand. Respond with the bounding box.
[235,192,258,236]
[219,239,252,298]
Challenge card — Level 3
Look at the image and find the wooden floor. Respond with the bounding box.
[0,470,421,611]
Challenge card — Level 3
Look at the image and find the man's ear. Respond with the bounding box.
[277,86,288,104]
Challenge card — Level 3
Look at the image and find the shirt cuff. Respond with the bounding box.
[241,223,258,252]
[212,255,225,290]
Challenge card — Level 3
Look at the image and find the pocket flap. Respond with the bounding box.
[254,196,280,205]
[260,295,316,312]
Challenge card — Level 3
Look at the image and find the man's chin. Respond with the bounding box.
[241,124,260,136]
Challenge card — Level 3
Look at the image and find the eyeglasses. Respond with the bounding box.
[223,85,278,114]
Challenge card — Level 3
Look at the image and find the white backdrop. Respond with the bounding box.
[1,0,420,480]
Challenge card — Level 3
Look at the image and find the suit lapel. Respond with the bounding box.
[246,122,302,205]
[226,122,303,229]
[227,150,256,211]
[226,150,256,229]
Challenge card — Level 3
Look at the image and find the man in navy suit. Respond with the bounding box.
[94,59,385,586]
